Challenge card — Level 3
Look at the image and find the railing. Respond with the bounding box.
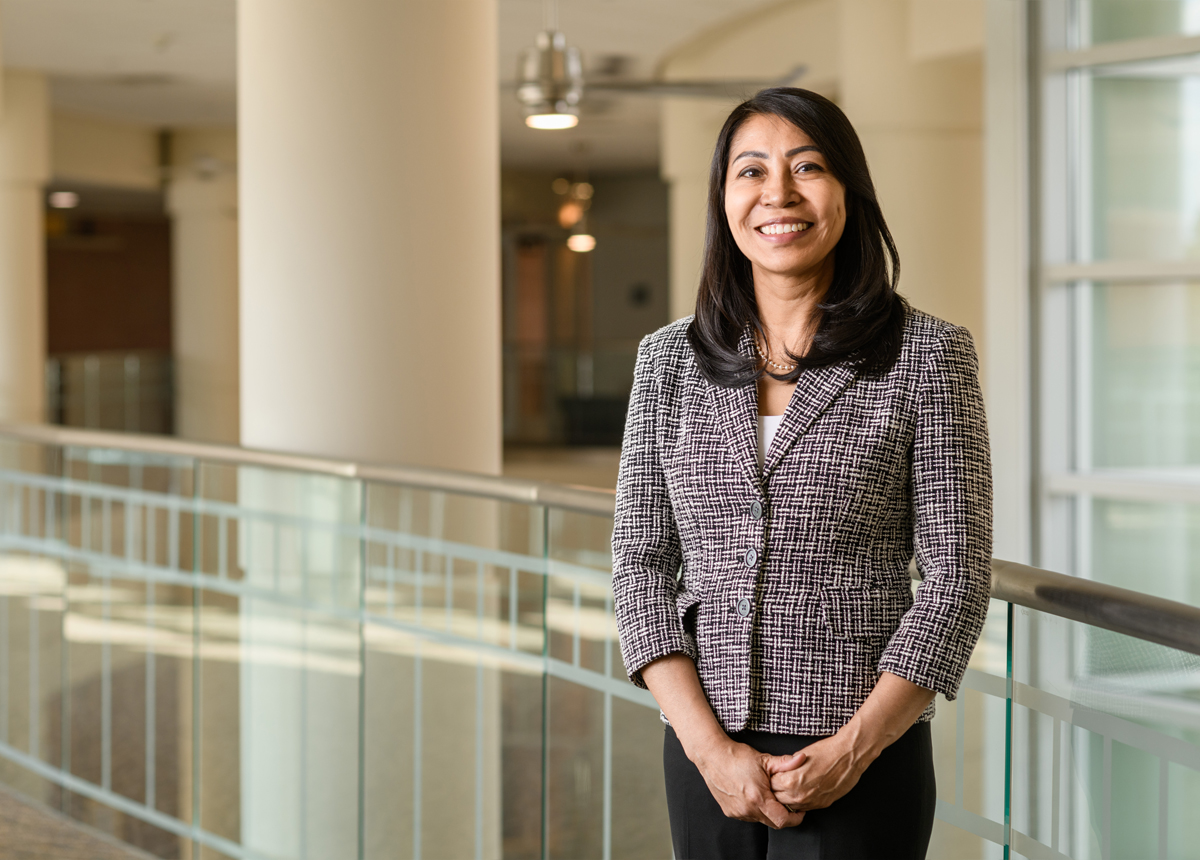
[0,424,1196,860]
[46,352,174,434]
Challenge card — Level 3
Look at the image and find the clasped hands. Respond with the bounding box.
[696,731,875,830]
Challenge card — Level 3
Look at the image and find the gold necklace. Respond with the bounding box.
[754,337,797,373]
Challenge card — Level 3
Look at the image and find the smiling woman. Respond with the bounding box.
[611,88,992,860]
[688,89,905,391]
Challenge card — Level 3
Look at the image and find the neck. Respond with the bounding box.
[752,257,833,356]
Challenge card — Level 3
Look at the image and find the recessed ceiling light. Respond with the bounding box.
[526,113,579,130]
[48,191,80,209]
[567,234,596,253]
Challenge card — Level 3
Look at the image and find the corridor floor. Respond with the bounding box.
[0,786,150,860]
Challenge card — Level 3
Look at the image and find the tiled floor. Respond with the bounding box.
[0,786,151,860]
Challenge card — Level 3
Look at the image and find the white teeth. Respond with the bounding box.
[759,223,810,235]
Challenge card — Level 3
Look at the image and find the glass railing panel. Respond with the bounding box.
[0,439,202,855]
[207,461,363,860]
[544,505,666,860]
[928,597,1011,860]
[546,675,605,860]
[545,506,609,860]
[188,456,243,855]
[608,694,673,859]
[0,439,69,810]
[361,484,546,860]
[192,464,247,852]
[1009,606,1200,859]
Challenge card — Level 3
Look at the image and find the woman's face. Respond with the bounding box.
[723,113,846,286]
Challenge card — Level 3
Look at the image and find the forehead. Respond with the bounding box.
[728,113,816,158]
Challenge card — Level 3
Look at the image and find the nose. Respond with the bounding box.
[761,166,799,208]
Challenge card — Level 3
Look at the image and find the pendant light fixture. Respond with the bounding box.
[517,0,583,130]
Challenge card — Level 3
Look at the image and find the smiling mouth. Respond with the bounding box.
[756,222,812,235]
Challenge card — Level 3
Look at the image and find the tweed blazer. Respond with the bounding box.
[612,308,993,736]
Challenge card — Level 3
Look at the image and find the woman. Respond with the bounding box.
[612,87,992,859]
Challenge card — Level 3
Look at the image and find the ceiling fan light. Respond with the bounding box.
[517,30,584,129]
[526,112,579,130]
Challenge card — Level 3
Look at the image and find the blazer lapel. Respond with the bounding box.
[762,362,857,479]
[709,328,761,490]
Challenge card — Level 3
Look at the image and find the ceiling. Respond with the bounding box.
[0,0,776,170]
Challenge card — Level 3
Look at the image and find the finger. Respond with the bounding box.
[763,751,807,774]
[769,784,800,806]
[760,797,806,830]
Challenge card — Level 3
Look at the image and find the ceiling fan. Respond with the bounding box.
[515,2,807,130]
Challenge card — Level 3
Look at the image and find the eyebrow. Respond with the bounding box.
[732,145,821,163]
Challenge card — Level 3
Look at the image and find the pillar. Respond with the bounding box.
[167,130,240,444]
[0,70,49,423]
[235,3,503,858]
[237,0,502,474]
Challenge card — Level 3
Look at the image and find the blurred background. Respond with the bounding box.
[0,1,1199,858]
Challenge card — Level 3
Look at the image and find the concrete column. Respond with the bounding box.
[167,130,240,444]
[0,70,49,423]
[235,4,502,859]
[237,0,501,474]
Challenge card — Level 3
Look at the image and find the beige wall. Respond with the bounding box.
[168,128,240,444]
[0,70,50,423]
[51,111,159,189]
[840,0,984,355]
[659,0,985,372]
[660,0,841,322]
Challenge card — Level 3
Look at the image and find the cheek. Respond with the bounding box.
[820,193,847,243]
[724,192,750,231]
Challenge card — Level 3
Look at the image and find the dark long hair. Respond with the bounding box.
[686,87,907,387]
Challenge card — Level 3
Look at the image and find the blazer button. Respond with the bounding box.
[744,548,758,567]
[736,597,751,617]
[749,500,763,520]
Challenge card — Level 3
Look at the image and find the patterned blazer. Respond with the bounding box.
[612,308,993,736]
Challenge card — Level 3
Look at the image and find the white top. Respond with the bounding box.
[757,414,785,466]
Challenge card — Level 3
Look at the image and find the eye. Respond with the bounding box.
[737,166,763,178]
[796,161,823,174]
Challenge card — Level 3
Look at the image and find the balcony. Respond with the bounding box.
[0,425,1197,859]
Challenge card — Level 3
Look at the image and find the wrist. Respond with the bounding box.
[678,723,734,769]
[836,716,886,764]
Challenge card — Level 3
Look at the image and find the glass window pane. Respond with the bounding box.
[1090,281,1200,467]
[1091,498,1200,605]
[1089,55,1200,262]
[1086,0,1200,44]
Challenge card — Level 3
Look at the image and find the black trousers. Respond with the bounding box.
[663,722,935,860]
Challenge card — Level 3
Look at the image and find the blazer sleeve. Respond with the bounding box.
[877,325,993,700]
[611,335,694,689]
